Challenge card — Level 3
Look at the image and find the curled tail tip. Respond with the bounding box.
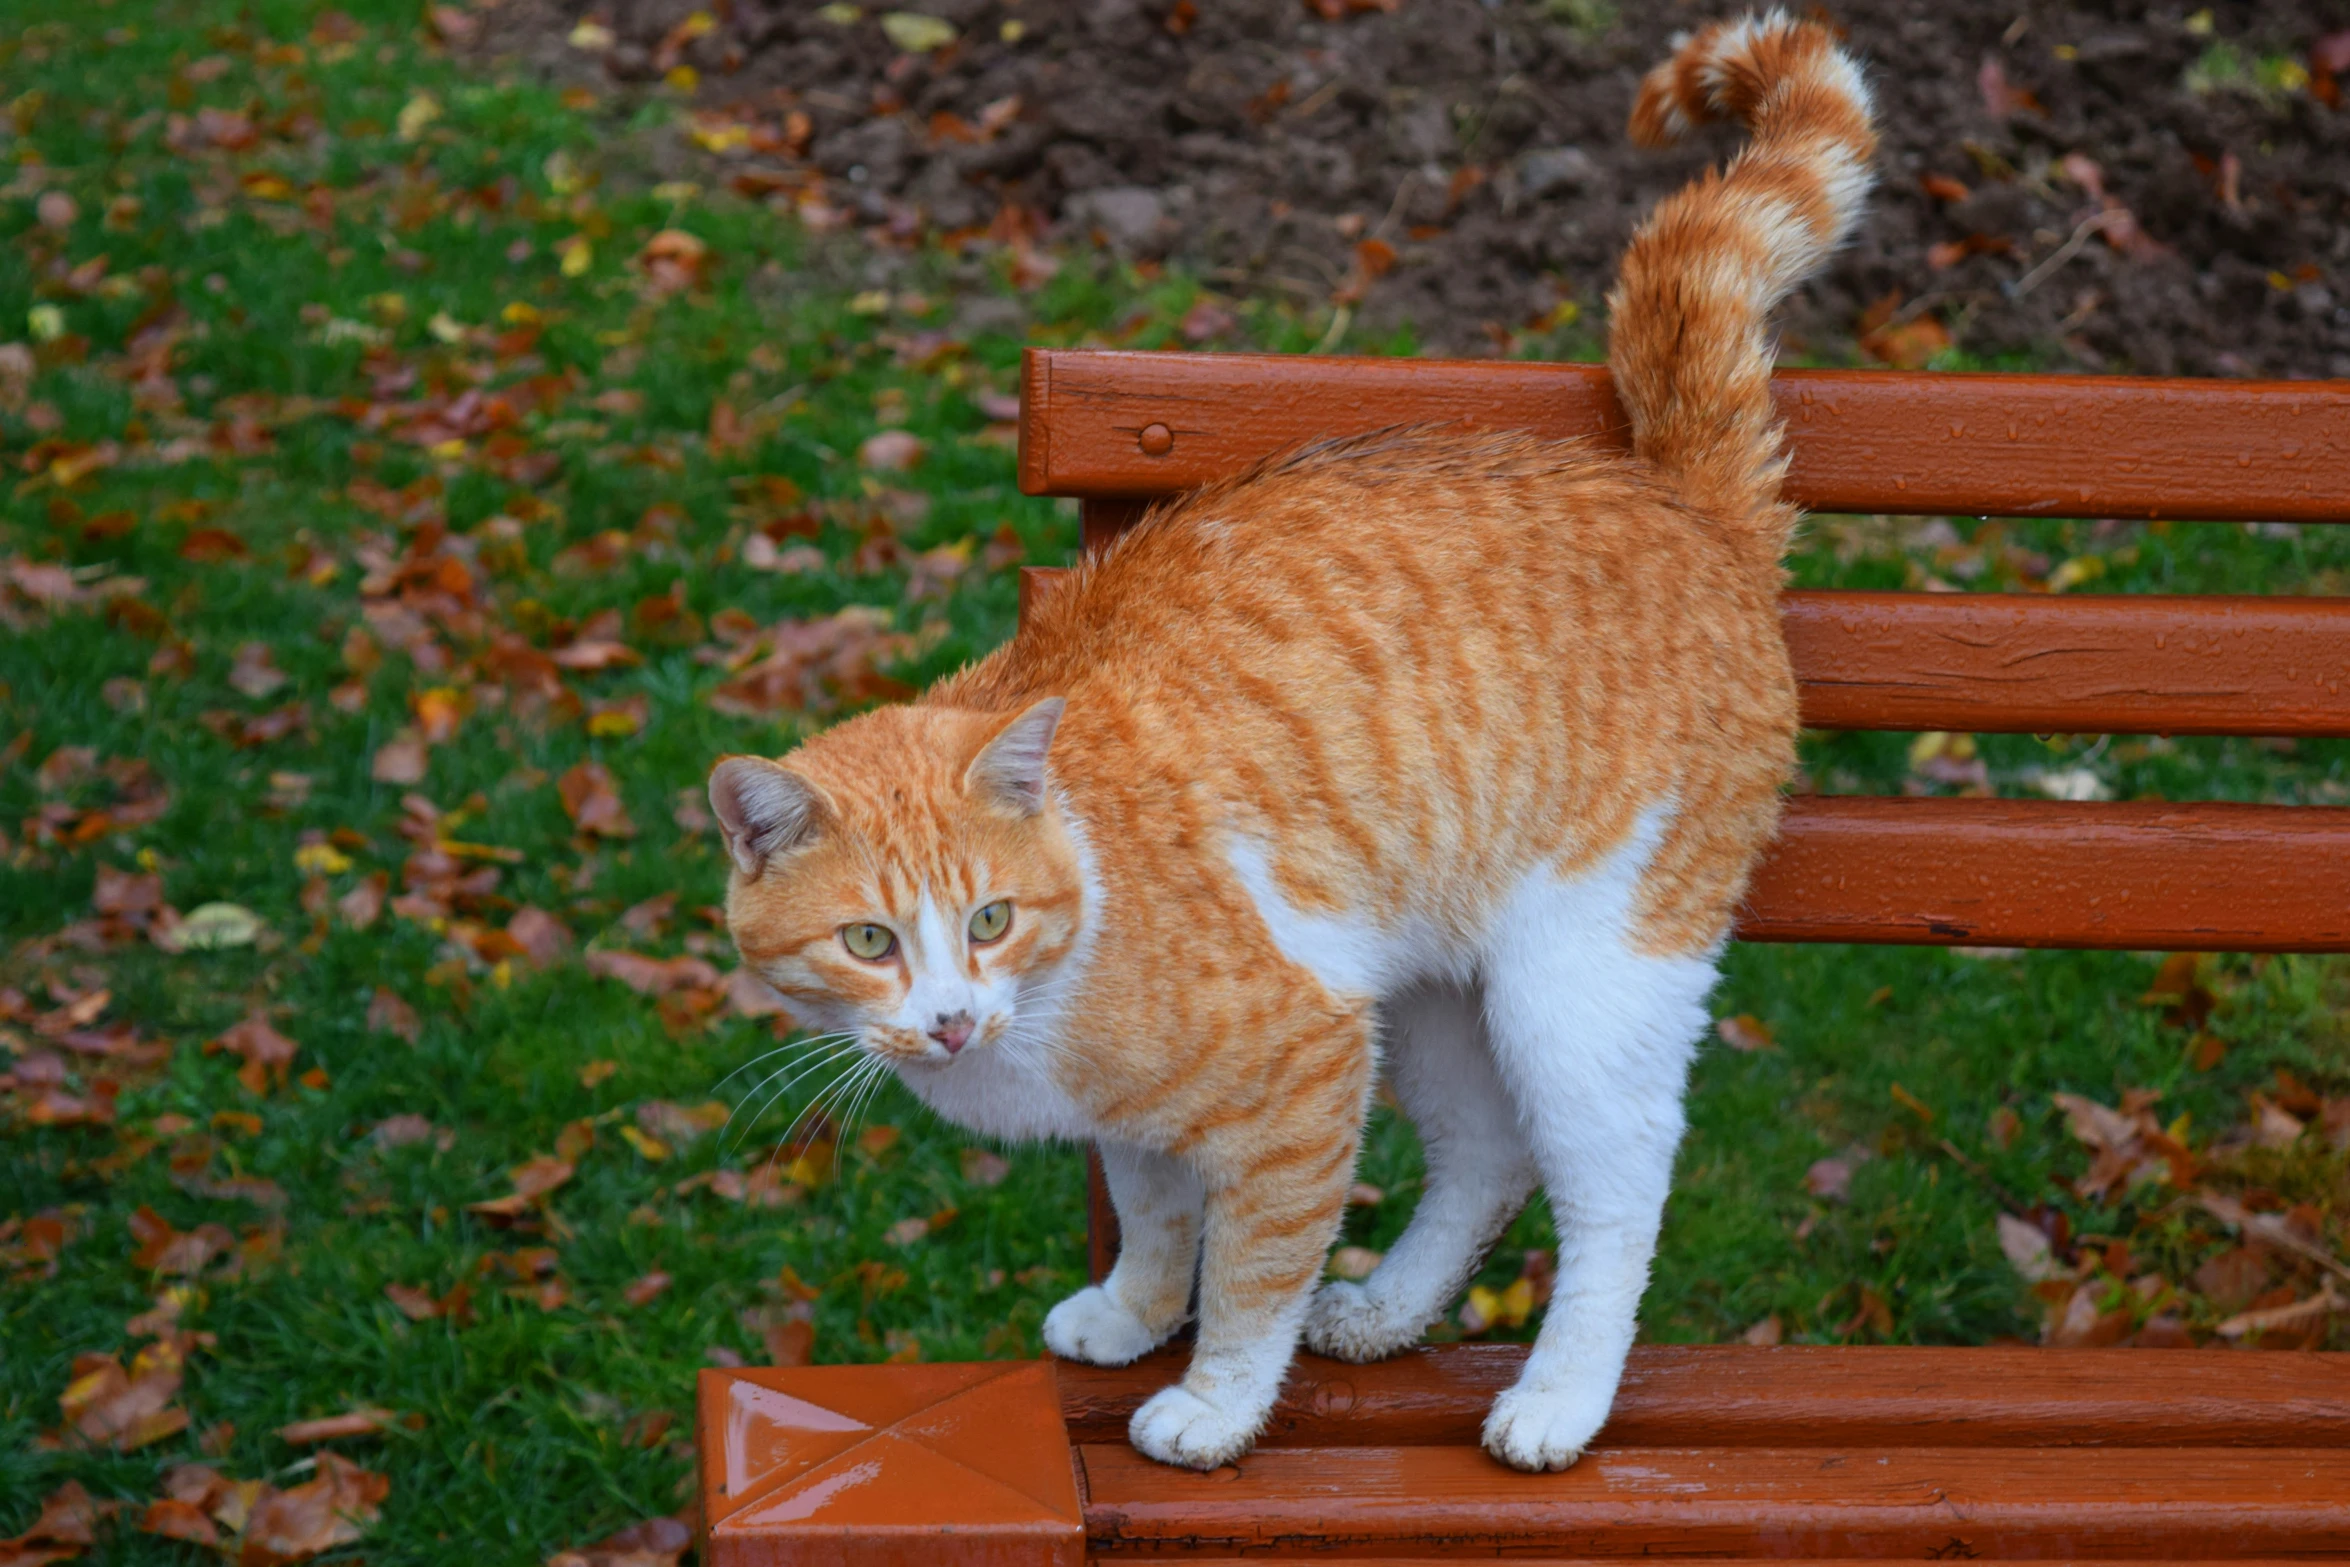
[1627,9,1873,148]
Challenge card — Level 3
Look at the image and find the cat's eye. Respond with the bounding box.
[968,901,1011,943]
[840,923,897,961]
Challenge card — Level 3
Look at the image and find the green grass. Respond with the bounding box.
[3,2,2347,1561]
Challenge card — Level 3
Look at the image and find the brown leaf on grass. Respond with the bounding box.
[382,1281,473,1326]
[760,1316,815,1368]
[237,1451,387,1565]
[704,606,921,718]
[545,1513,693,1567]
[586,950,720,996]
[1327,1245,1382,1281]
[336,872,388,930]
[549,638,640,672]
[960,1147,1010,1187]
[2142,951,2217,1029]
[2043,1281,2134,1347]
[619,891,678,940]
[635,229,710,297]
[371,732,429,785]
[1714,1014,1774,1051]
[857,430,925,472]
[59,1340,191,1450]
[637,1100,728,1145]
[722,967,790,1019]
[557,762,636,838]
[365,988,420,1043]
[130,1207,235,1275]
[508,907,575,967]
[1805,1157,1856,1204]
[141,1496,221,1547]
[2051,1088,2191,1198]
[1977,56,2042,116]
[208,1014,299,1095]
[1740,1314,1784,1346]
[622,1272,673,1308]
[227,643,289,700]
[4,1481,102,1558]
[277,1409,399,1444]
[467,1156,575,1220]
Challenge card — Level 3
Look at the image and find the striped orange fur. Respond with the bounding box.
[711,11,1874,1474]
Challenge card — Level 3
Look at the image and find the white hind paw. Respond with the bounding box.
[1042,1285,1166,1367]
[1129,1383,1263,1470]
[1303,1280,1424,1364]
[1481,1381,1615,1472]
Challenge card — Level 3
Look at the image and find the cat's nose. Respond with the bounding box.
[928,1011,975,1054]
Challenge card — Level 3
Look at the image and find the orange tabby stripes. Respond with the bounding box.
[711,9,1873,1478]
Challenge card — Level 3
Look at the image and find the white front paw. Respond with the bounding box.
[1128,1383,1264,1470]
[1482,1381,1614,1472]
[1303,1280,1421,1364]
[1042,1285,1164,1367]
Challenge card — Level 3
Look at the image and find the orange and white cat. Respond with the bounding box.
[711,12,1874,1472]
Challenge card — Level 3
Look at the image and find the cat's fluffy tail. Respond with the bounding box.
[1608,11,1876,551]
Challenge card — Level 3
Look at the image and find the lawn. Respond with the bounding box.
[3,2,2347,1563]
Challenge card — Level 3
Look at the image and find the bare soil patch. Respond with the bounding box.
[481,0,2350,375]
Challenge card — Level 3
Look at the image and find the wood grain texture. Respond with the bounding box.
[1057,1345,2350,1450]
[1079,1442,2350,1558]
[1745,796,2350,950]
[1784,591,2350,736]
[1019,574,2350,738]
[1019,350,2350,523]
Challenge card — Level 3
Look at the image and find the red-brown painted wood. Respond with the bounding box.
[1079,1442,2350,1558]
[1057,1345,2350,1450]
[698,1362,1082,1566]
[1019,572,2350,738]
[1745,796,2350,950]
[1784,591,2350,736]
[1019,351,2350,522]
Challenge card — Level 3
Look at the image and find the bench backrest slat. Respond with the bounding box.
[1021,351,2350,523]
[1016,352,2350,956]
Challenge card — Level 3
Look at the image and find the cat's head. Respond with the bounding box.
[708,698,1084,1068]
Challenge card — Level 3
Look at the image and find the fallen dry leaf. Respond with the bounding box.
[467,1156,576,1221]
[557,762,636,839]
[4,1481,102,1560]
[622,1272,672,1308]
[365,988,420,1043]
[960,1147,1010,1187]
[1327,1245,1382,1280]
[276,1408,400,1444]
[585,950,720,996]
[370,733,429,785]
[59,1338,193,1450]
[237,1451,387,1565]
[545,1513,693,1567]
[1714,1013,1774,1052]
[209,1013,299,1095]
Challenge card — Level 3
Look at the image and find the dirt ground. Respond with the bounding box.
[479,0,2350,376]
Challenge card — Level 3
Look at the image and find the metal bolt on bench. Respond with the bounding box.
[699,352,2350,1565]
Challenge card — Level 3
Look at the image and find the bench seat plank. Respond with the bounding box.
[1746,796,2350,949]
[1020,572,2350,738]
[1057,1345,2350,1450]
[1020,352,2350,524]
[1079,1442,2350,1558]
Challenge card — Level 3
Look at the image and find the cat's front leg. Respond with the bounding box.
[1043,1139,1201,1366]
[1127,1126,1360,1470]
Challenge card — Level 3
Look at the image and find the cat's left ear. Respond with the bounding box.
[964,698,1065,816]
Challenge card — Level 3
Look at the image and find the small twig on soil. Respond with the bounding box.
[1312,304,1354,356]
[2004,209,2116,301]
[1934,1137,2032,1215]
[1371,172,1418,243]
[2198,1193,2350,1284]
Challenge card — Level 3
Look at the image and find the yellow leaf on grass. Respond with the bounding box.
[396,92,441,141]
[619,1125,670,1162]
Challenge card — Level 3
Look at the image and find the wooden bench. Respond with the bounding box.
[698,352,2350,1564]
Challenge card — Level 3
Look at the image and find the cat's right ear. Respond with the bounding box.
[708,757,831,877]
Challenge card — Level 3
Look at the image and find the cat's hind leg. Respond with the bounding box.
[1474,836,1715,1472]
[1044,1139,1202,1366]
[1305,980,1536,1363]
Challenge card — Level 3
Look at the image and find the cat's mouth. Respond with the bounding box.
[870,1012,1013,1067]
